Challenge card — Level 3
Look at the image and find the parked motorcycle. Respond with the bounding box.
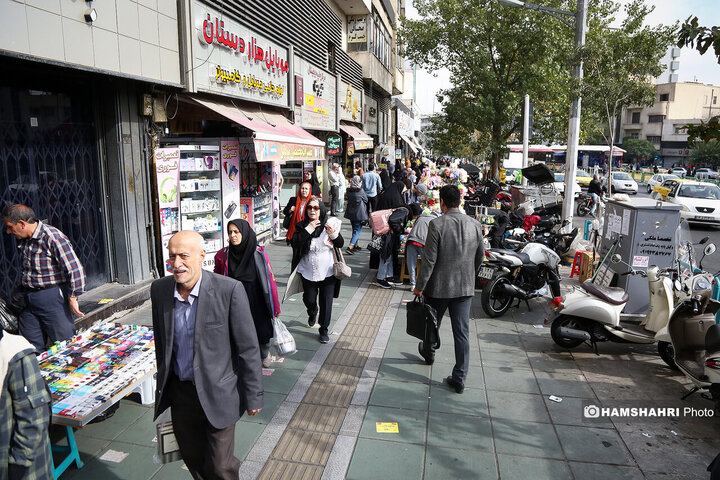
[479,228,578,318]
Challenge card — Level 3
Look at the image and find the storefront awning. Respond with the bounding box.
[340,122,374,151]
[399,134,419,153]
[190,96,324,164]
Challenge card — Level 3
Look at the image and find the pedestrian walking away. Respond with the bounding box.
[361,164,383,214]
[3,204,86,352]
[414,185,484,393]
[344,175,369,255]
[328,162,342,216]
[1,329,53,479]
[405,203,439,288]
[214,219,281,369]
[290,198,344,343]
[152,230,263,480]
[283,181,314,243]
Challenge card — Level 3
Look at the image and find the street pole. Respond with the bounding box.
[522,94,530,186]
[561,0,587,225]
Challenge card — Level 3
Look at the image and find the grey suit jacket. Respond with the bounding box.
[151,271,263,430]
[416,209,484,298]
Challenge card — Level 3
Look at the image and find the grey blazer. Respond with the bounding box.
[416,209,485,298]
[151,271,264,429]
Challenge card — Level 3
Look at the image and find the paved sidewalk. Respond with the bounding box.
[55,223,720,479]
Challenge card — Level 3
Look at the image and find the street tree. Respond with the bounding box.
[622,137,657,166]
[691,139,720,167]
[578,0,675,185]
[400,0,573,178]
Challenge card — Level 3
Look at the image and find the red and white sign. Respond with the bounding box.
[632,256,649,268]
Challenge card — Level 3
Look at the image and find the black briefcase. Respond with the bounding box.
[406,295,440,349]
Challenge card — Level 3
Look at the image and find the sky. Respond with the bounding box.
[405,0,720,116]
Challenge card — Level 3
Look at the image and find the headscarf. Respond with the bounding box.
[308,172,322,196]
[297,198,328,239]
[376,181,406,210]
[379,169,391,191]
[286,181,314,240]
[227,219,257,283]
[350,175,362,190]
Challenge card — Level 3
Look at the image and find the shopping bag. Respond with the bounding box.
[406,295,440,349]
[369,209,393,235]
[0,297,19,334]
[333,247,352,280]
[272,317,297,356]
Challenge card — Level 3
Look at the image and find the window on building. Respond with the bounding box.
[327,42,336,73]
[659,93,669,101]
[714,96,718,104]
[646,135,661,144]
[631,112,640,123]
[368,10,392,71]
[627,132,639,139]
[648,115,664,123]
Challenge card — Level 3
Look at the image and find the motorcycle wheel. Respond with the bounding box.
[550,315,586,348]
[576,202,591,217]
[657,341,679,370]
[481,273,514,318]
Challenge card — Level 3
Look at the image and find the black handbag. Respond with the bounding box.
[406,295,440,349]
[282,212,292,229]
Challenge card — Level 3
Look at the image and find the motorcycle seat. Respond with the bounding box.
[491,248,531,264]
[706,324,720,351]
[581,280,629,305]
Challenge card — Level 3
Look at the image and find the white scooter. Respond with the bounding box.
[549,239,677,367]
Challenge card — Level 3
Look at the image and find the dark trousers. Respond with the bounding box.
[330,185,339,215]
[169,375,240,480]
[300,275,336,335]
[19,285,74,351]
[367,195,378,215]
[424,296,473,386]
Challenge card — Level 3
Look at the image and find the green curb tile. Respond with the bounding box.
[368,378,430,411]
[427,411,493,452]
[346,438,424,480]
[497,454,572,479]
[492,418,564,460]
[555,425,635,465]
[359,405,427,445]
[262,367,304,395]
[238,392,286,425]
[429,382,488,417]
[233,421,266,460]
[483,367,540,394]
[569,462,645,480]
[377,358,432,384]
[487,390,551,423]
[424,446,497,479]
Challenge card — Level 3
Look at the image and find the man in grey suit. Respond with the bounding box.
[151,230,263,479]
[414,185,484,394]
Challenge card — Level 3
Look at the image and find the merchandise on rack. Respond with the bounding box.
[37,323,155,422]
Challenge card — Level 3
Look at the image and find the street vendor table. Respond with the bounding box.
[37,323,156,479]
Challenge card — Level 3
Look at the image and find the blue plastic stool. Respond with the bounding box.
[583,220,593,241]
[51,425,84,479]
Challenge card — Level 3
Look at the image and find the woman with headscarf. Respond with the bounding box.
[290,198,344,343]
[214,219,279,367]
[344,175,368,255]
[379,168,391,192]
[375,180,406,211]
[283,181,313,244]
[303,170,322,197]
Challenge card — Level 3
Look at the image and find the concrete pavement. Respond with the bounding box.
[54,221,720,480]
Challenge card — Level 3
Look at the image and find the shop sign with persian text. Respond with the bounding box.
[294,58,337,131]
[192,1,290,108]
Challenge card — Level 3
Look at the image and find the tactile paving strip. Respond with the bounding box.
[256,288,393,479]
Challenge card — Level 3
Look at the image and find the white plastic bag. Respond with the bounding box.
[272,317,297,356]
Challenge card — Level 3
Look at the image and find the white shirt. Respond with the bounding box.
[297,229,335,281]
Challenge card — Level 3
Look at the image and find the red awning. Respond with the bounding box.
[340,122,374,150]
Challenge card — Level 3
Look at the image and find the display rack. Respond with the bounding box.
[239,191,272,235]
[178,145,223,254]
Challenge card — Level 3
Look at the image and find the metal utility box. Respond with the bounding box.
[600,198,682,314]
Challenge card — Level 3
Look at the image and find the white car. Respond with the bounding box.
[670,167,687,177]
[695,168,719,180]
[548,172,581,197]
[646,173,680,194]
[610,171,638,194]
[663,181,720,226]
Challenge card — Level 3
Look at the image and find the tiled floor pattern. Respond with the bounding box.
[256,287,393,480]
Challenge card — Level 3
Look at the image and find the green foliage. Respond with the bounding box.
[684,116,720,145]
[677,16,720,63]
[621,137,657,161]
[691,139,720,166]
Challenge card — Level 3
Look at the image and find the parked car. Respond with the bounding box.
[646,173,680,193]
[575,169,593,188]
[546,172,581,197]
[670,167,687,177]
[694,168,719,180]
[661,181,720,226]
[610,171,638,194]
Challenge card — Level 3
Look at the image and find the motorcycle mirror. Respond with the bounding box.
[704,243,716,256]
[674,279,682,291]
[700,236,709,245]
[611,254,622,264]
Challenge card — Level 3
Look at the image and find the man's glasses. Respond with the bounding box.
[308,206,321,211]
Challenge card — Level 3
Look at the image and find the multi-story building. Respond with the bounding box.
[620,81,720,166]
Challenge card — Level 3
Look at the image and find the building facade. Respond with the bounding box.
[620,81,720,166]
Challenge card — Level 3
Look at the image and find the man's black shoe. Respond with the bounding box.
[308,312,319,328]
[418,342,434,365]
[319,333,329,343]
[445,376,464,394]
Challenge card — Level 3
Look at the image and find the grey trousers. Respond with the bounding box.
[425,296,473,386]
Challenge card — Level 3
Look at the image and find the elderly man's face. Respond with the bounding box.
[167,231,205,290]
